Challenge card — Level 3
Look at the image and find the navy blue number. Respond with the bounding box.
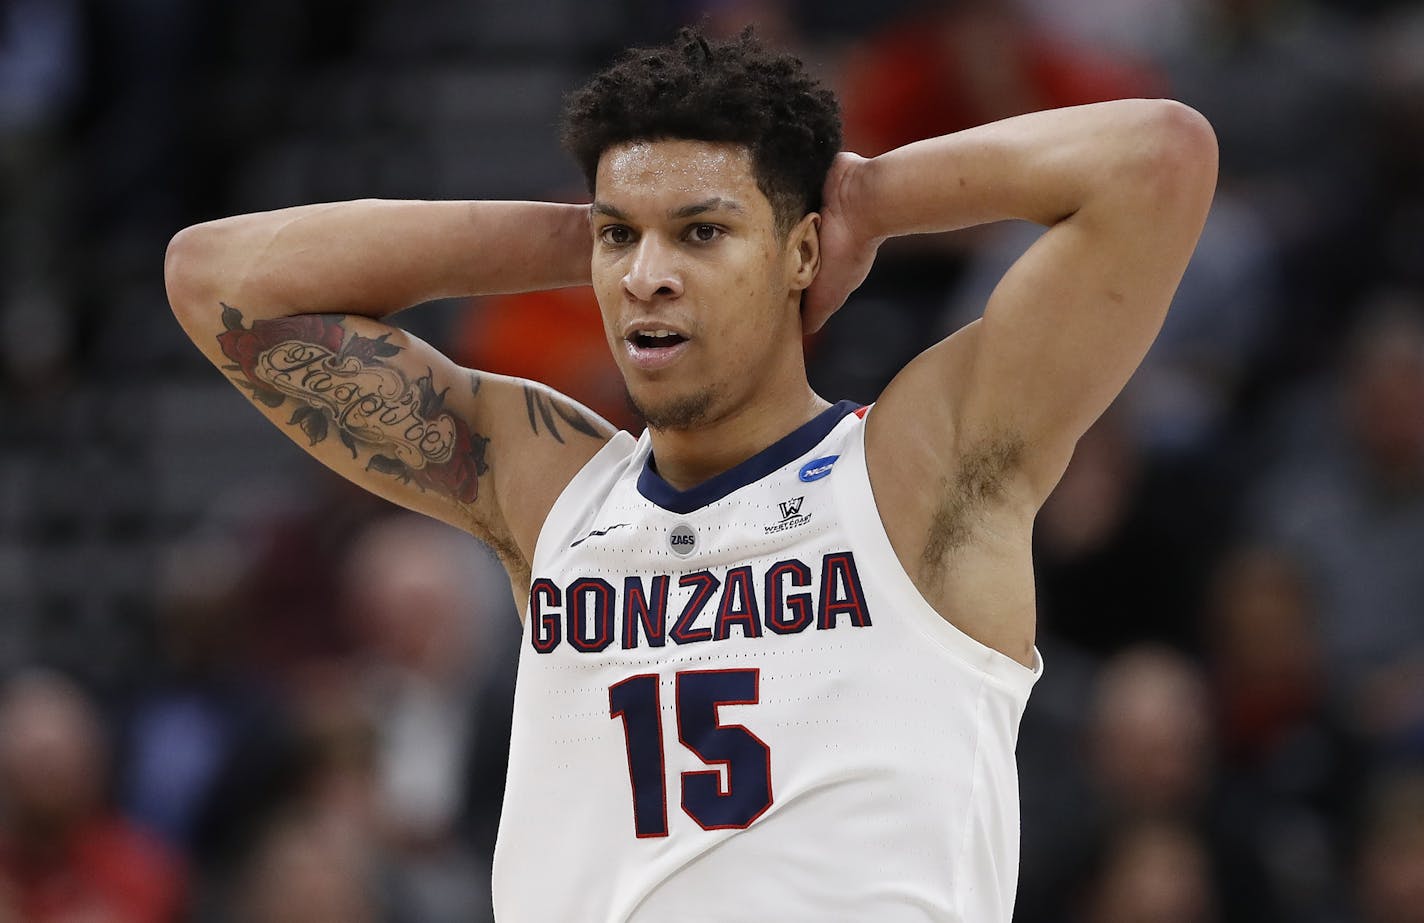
[609,674,668,837]
[608,668,772,837]
[676,669,773,830]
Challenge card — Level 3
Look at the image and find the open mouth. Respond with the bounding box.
[630,330,688,350]
[624,327,691,371]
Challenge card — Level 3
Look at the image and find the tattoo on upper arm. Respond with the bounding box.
[215,303,490,504]
[522,383,601,444]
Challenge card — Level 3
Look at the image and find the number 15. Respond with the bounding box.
[608,668,774,838]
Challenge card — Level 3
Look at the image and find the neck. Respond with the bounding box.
[647,385,829,490]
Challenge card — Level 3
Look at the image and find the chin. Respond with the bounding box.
[626,384,719,431]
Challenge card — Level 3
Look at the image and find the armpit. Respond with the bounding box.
[921,433,1026,578]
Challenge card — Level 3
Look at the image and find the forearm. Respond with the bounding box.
[165,199,590,322]
[851,99,1216,241]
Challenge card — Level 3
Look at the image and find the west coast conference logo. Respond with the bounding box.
[765,496,811,534]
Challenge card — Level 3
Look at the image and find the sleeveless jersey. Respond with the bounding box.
[492,401,1042,922]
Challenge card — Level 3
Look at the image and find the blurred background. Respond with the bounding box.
[1,0,1422,920]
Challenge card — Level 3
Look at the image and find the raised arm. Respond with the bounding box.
[164,200,617,585]
[827,99,1217,500]
[813,100,1217,664]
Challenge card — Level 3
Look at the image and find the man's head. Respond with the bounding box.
[559,29,843,432]
[0,670,107,843]
[561,27,841,237]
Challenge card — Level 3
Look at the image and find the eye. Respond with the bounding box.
[686,224,723,243]
[599,225,634,246]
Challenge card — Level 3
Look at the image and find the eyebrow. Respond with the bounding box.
[590,198,745,222]
[669,197,744,219]
[591,202,630,220]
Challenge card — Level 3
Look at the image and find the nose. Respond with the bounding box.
[622,235,683,302]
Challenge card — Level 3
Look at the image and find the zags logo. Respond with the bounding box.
[669,524,697,557]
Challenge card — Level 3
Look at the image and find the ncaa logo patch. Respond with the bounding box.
[798,455,838,482]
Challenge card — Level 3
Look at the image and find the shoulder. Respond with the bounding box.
[468,375,622,569]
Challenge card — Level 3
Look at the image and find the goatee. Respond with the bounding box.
[626,386,717,431]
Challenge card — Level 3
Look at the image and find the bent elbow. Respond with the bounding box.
[164,222,226,326]
[1140,100,1219,201]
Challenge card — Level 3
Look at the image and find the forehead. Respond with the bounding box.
[594,140,769,214]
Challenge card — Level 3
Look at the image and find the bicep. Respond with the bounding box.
[960,183,1211,499]
[175,302,614,561]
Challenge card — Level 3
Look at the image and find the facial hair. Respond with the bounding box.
[626,384,718,431]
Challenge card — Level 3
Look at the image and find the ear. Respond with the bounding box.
[786,212,821,292]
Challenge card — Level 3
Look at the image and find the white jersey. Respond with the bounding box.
[492,402,1041,922]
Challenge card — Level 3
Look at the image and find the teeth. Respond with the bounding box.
[638,329,677,338]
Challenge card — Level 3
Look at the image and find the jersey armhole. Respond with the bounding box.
[832,406,1043,699]
[528,430,640,575]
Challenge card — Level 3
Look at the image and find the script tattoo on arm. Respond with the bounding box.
[215,304,490,504]
[522,382,601,444]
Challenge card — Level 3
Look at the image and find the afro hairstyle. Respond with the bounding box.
[560,27,842,235]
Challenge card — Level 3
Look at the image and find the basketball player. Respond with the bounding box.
[165,29,1216,922]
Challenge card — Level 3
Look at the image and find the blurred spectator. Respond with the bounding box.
[235,816,379,923]
[236,476,392,680]
[346,515,478,846]
[1089,646,1215,817]
[1080,816,1219,923]
[339,512,518,923]
[118,533,295,868]
[1205,545,1340,784]
[198,661,391,923]
[1250,294,1424,752]
[1364,7,1424,287]
[74,0,220,378]
[0,670,185,923]
[1018,0,1205,60]
[1085,646,1279,921]
[1353,770,1424,923]
[0,0,83,390]
[1165,0,1373,379]
[1203,544,1355,918]
[1166,0,1368,236]
[1031,412,1228,655]
[683,0,801,48]
[0,0,80,132]
[839,0,1162,157]
[1019,646,1251,922]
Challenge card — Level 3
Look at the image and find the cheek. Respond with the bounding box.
[591,268,624,325]
[727,245,780,299]
[591,258,622,296]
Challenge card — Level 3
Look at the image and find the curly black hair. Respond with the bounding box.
[560,27,842,234]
